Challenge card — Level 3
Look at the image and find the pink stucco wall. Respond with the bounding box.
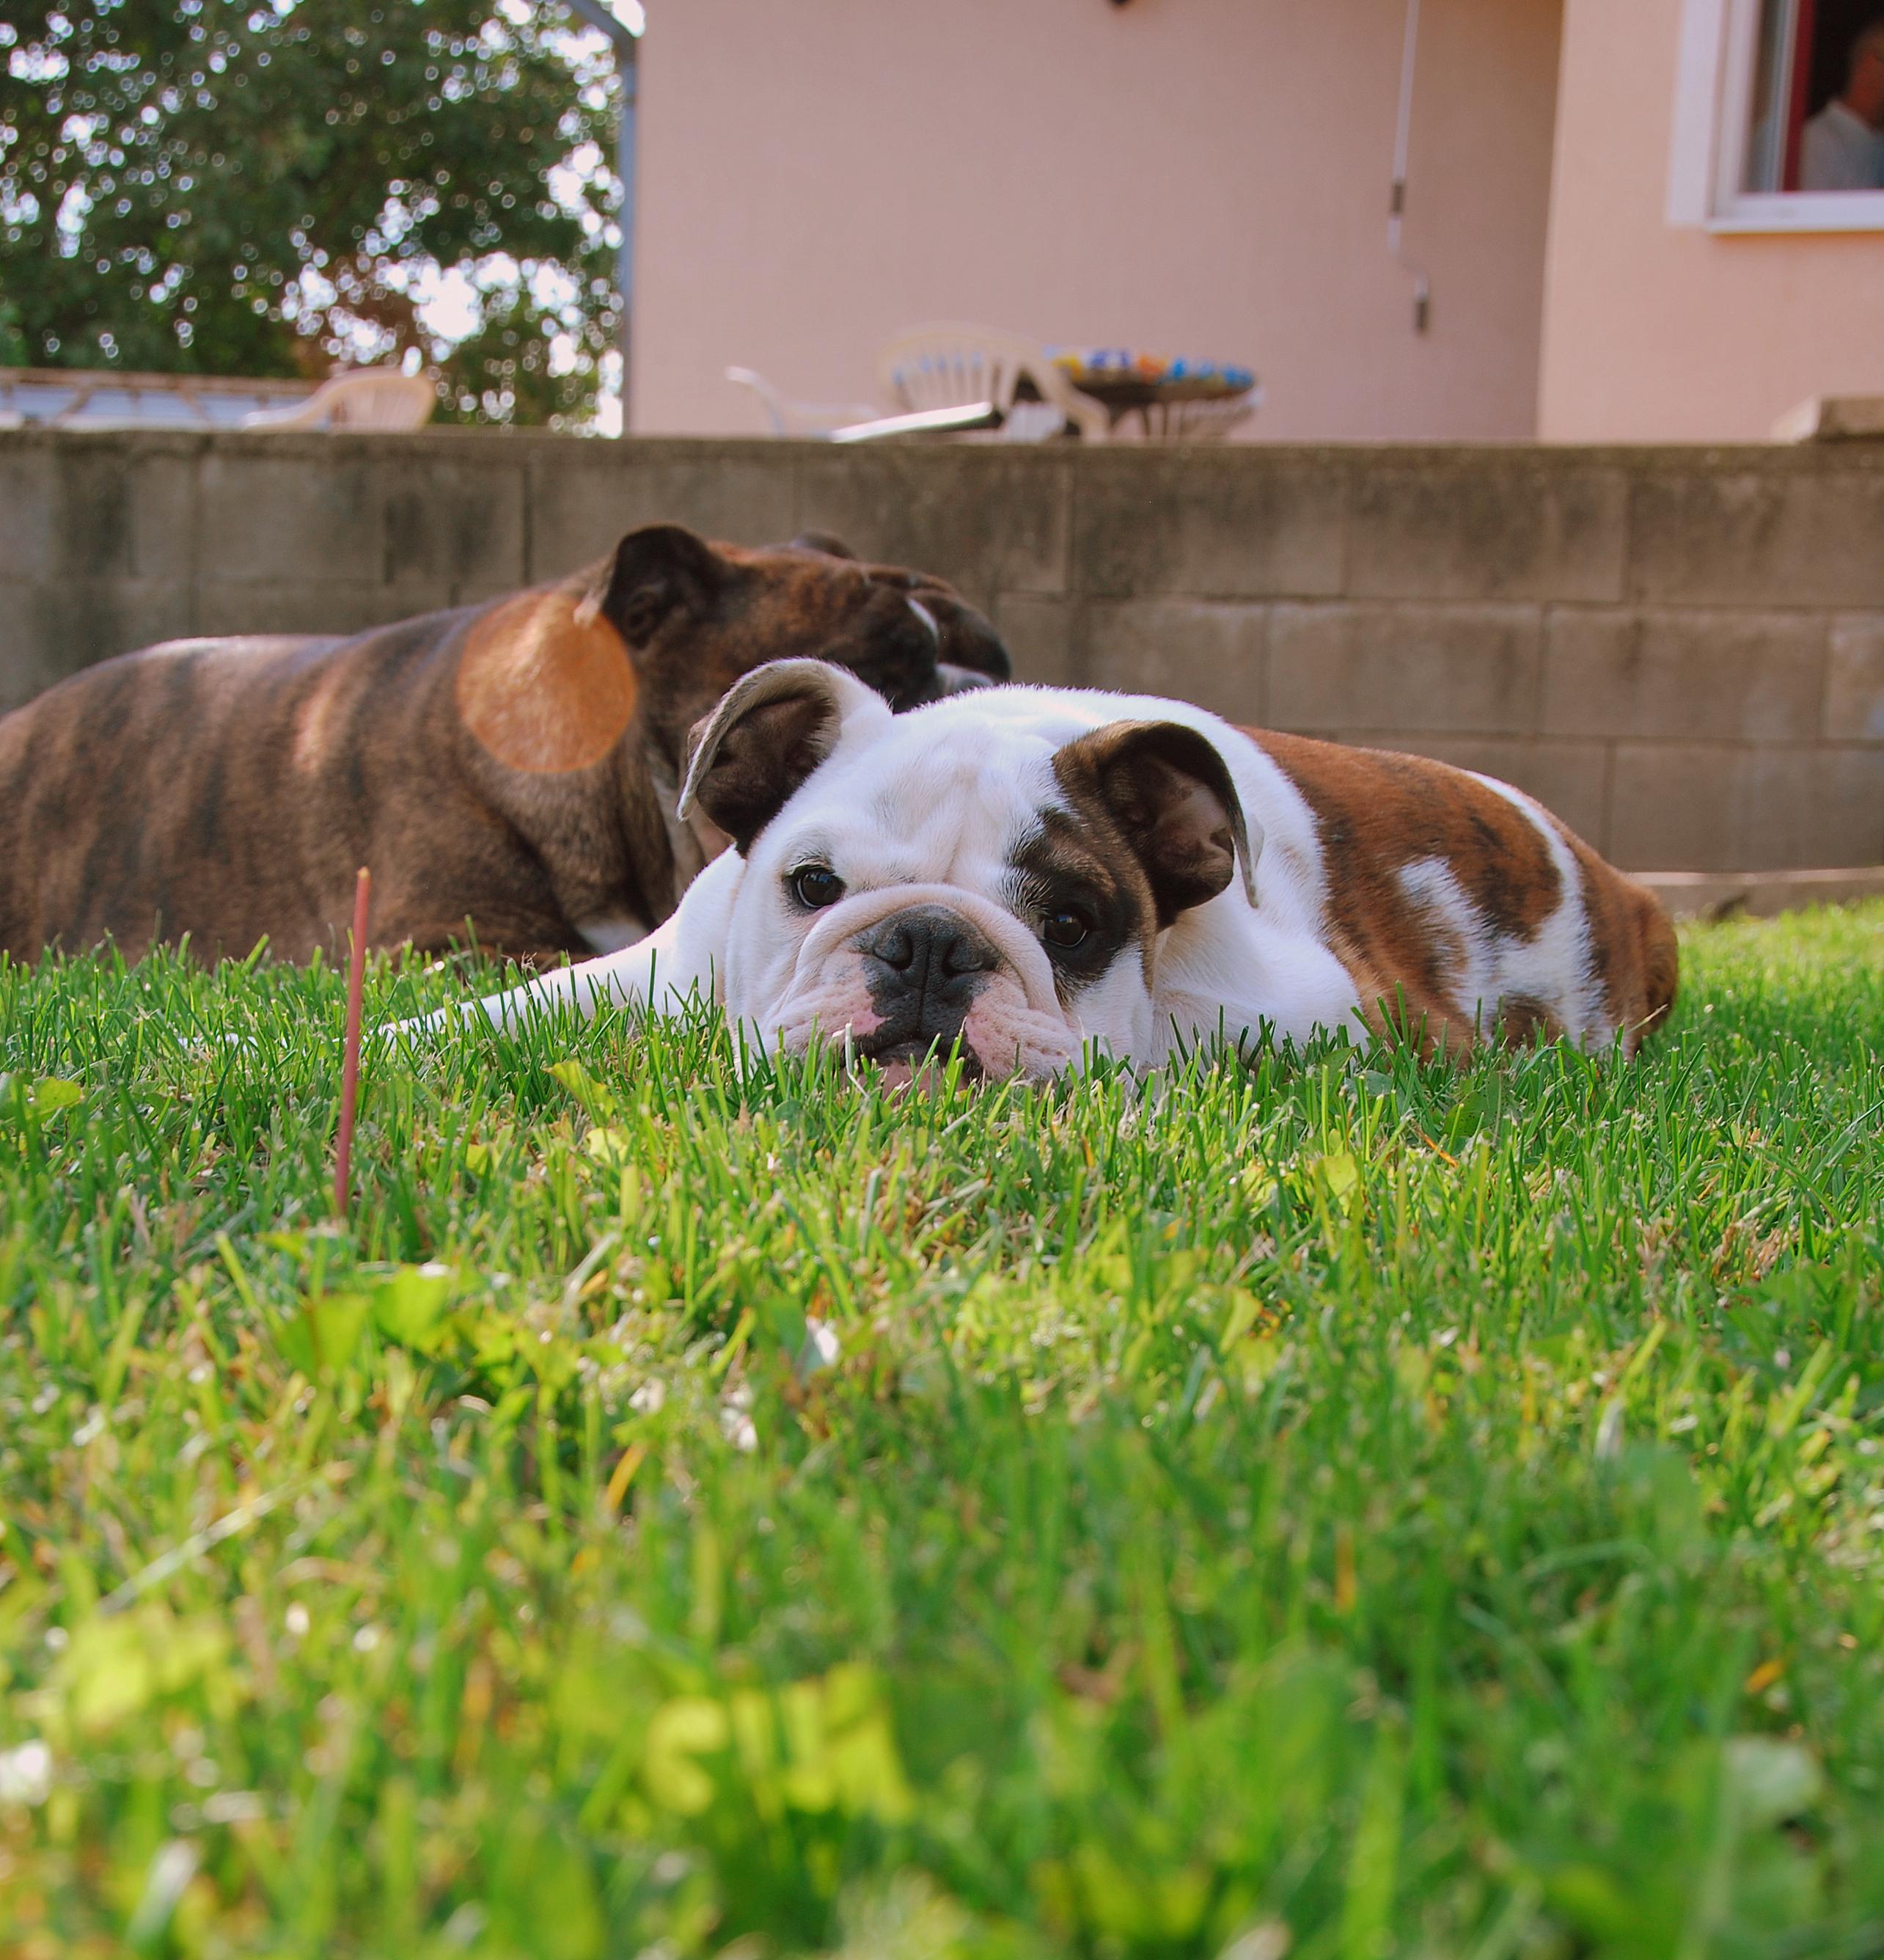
[631,0,1564,441]
[1539,0,1884,442]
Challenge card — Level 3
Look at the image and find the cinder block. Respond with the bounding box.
[51,447,135,577]
[0,579,198,712]
[0,584,56,713]
[527,445,799,581]
[130,453,202,582]
[1740,746,1884,869]
[0,582,62,712]
[1827,617,1884,742]
[1629,467,1884,610]
[1345,734,1611,853]
[1608,743,1884,870]
[1267,603,1542,736]
[1544,610,1827,742]
[451,582,524,615]
[198,451,384,585]
[0,445,55,582]
[1608,745,1745,870]
[195,579,428,640]
[993,595,1077,688]
[796,447,1069,608]
[381,456,527,600]
[1347,461,1627,603]
[1082,599,1266,724]
[1071,450,1346,599]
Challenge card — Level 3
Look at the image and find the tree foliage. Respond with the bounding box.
[0,0,622,423]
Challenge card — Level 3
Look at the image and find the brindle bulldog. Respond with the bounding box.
[0,527,1008,965]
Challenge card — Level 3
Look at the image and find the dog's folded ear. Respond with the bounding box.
[1055,720,1262,925]
[581,524,729,651]
[678,658,891,854]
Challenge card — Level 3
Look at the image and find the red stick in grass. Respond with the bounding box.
[334,866,372,1218]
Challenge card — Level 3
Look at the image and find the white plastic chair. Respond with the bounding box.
[726,366,877,437]
[240,370,437,432]
[877,324,1109,444]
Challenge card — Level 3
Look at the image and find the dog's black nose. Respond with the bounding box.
[859,906,1000,1025]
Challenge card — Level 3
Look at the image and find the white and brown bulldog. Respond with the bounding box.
[413,659,1677,1075]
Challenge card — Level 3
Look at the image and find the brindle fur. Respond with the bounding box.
[0,527,1007,965]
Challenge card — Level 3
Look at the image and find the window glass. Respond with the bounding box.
[1744,0,1884,192]
[1742,0,1797,189]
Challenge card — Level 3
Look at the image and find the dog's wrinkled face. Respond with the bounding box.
[456,524,1008,783]
[678,661,1257,1083]
[752,530,1009,711]
[593,525,1008,771]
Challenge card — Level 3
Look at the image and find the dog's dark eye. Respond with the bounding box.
[791,866,846,910]
[1042,909,1092,950]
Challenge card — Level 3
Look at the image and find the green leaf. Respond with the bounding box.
[50,1606,227,1738]
[550,1059,616,1119]
[823,1664,916,1825]
[282,1292,371,1377]
[371,1264,457,1356]
[642,1698,730,1816]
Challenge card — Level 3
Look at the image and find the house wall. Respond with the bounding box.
[630,0,1563,442]
[4,428,1880,875]
[1539,0,1884,440]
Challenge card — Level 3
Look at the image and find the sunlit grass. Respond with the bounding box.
[2,904,1882,1957]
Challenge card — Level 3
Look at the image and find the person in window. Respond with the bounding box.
[1800,17,1884,190]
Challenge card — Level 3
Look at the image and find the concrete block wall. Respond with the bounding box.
[3,428,1880,871]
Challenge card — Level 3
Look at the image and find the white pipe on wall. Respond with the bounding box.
[562,0,641,430]
[1388,0,1432,334]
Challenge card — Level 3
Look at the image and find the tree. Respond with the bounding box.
[0,0,622,424]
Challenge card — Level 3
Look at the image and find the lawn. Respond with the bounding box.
[1,903,1882,1959]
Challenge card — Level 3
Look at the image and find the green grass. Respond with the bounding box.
[2,904,1883,1959]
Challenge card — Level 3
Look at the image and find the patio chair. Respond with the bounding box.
[876,324,1110,444]
[726,367,879,437]
[240,369,437,433]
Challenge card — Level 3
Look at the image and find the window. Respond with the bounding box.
[1669,0,1884,229]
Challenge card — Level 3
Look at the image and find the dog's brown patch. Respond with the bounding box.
[1491,993,1564,1047]
[1247,729,1678,1058]
[1254,732,1561,937]
[1248,731,1564,1056]
[455,591,639,775]
[1008,806,1151,1004]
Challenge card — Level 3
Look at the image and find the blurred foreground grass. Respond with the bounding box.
[1,904,1883,1959]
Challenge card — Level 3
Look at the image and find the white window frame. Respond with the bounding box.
[1668,0,1884,232]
